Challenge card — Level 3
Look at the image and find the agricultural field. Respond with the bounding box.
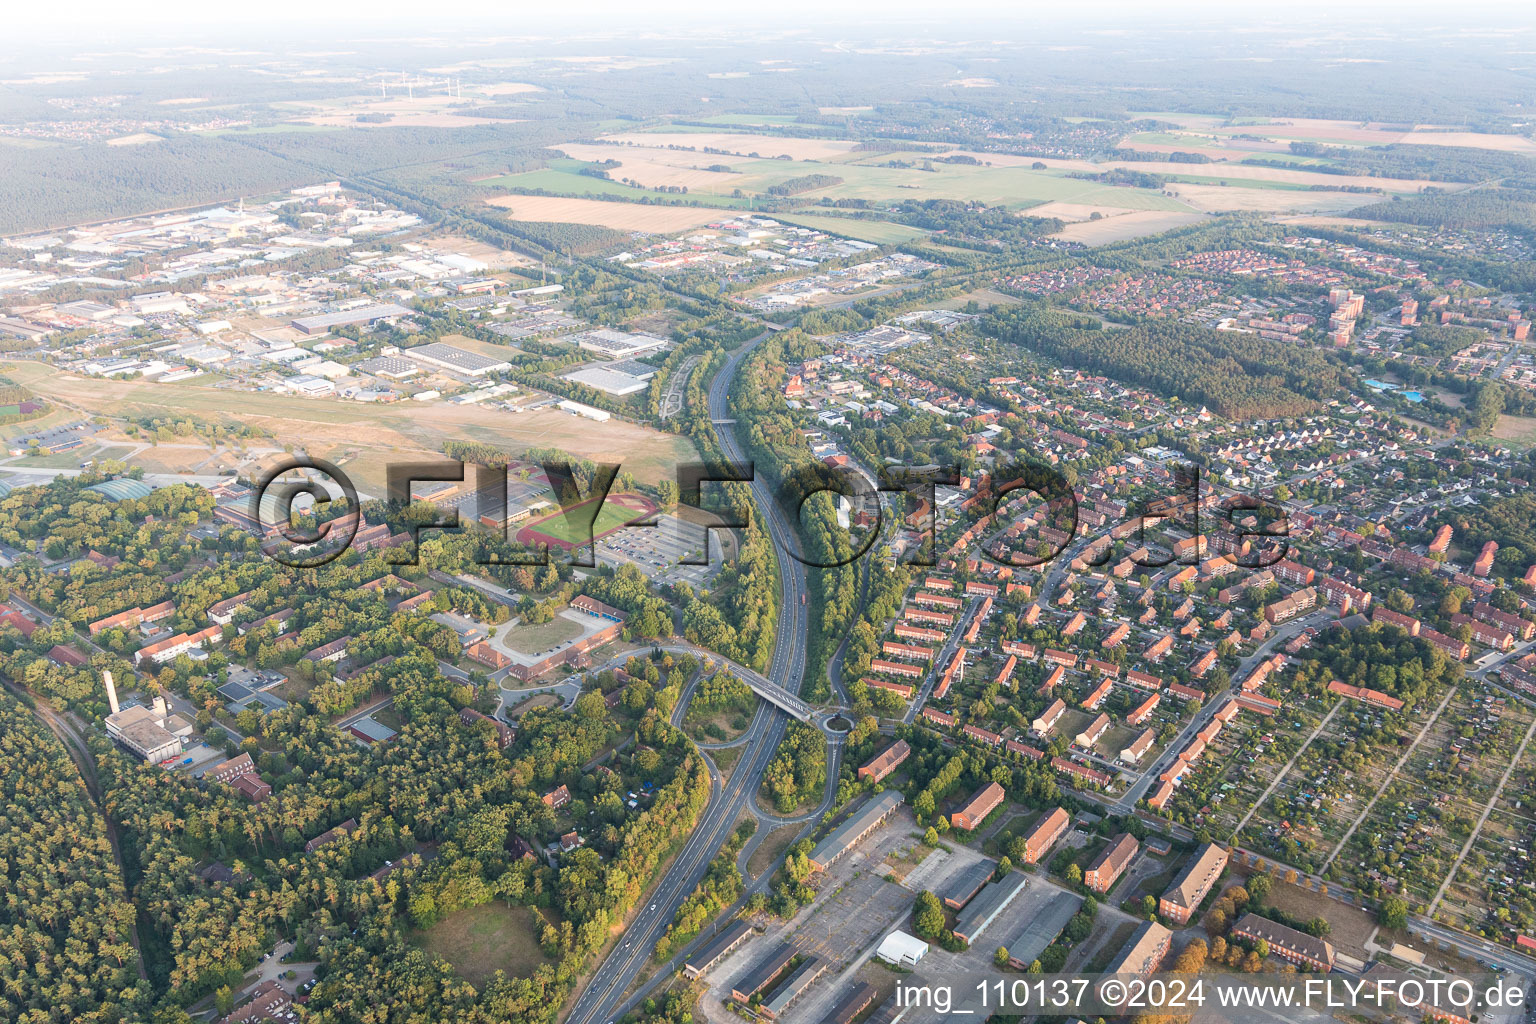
[485,194,729,232]
[1051,210,1208,245]
[768,212,930,245]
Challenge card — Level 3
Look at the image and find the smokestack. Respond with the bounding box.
[153,693,167,720]
[103,670,120,716]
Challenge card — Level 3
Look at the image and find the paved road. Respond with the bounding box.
[565,328,812,1024]
[1115,608,1331,812]
[903,596,982,725]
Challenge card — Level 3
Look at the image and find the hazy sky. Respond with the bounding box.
[6,0,1533,42]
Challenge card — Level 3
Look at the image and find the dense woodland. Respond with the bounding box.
[985,306,1347,419]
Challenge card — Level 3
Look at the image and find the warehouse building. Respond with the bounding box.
[807,791,903,872]
[953,873,1028,946]
[405,342,511,377]
[1004,891,1083,970]
[760,955,826,1020]
[290,302,413,335]
[940,858,997,910]
[572,327,668,359]
[822,983,878,1024]
[731,942,797,1004]
[874,930,928,967]
[683,920,754,979]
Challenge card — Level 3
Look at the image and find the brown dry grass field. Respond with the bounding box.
[411,903,553,988]
[1,358,697,488]
[1493,414,1536,445]
[554,142,746,190]
[1397,131,1536,154]
[484,194,725,233]
[1167,184,1373,214]
[1051,210,1207,244]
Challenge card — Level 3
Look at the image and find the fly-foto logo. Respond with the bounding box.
[250,455,1290,571]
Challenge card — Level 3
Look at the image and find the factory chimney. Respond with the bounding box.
[103,670,120,716]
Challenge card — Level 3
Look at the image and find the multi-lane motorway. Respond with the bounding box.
[565,329,811,1024]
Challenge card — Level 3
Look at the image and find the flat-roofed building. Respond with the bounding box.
[1159,843,1229,924]
[874,930,928,967]
[573,328,668,359]
[290,302,414,335]
[405,341,511,377]
[807,791,903,871]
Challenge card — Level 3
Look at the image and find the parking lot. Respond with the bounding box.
[597,512,725,590]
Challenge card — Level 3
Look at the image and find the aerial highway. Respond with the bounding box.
[565,329,813,1024]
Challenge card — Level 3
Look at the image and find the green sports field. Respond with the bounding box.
[525,497,647,545]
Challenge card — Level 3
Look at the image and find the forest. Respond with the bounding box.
[985,307,1346,419]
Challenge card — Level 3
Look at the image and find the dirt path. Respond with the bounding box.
[1321,683,1459,874]
[1428,713,1536,915]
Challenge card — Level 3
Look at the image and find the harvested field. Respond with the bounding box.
[1051,210,1206,244]
[1106,160,1447,193]
[484,194,724,232]
[1166,184,1371,214]
[1397,131,1536,154]
[1027,201,1132,222]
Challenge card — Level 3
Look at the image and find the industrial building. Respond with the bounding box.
[405,341,511,377]
[807,791,904,872]
[1004,891,1083,970]
[874,930,928,967]
[939,858,996,910]
[290,302,414,335]
[731,942,797,1004]
[823,982,878,1024]
[952,873,1028,945]
[572,327,668,359]
[102,672,188,763]
[760,955,826,1020]
[683,920,755,979]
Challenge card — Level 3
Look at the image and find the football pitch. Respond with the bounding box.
[523,496,652,546]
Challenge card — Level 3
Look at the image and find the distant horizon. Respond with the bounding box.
[4,1,1536,51]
